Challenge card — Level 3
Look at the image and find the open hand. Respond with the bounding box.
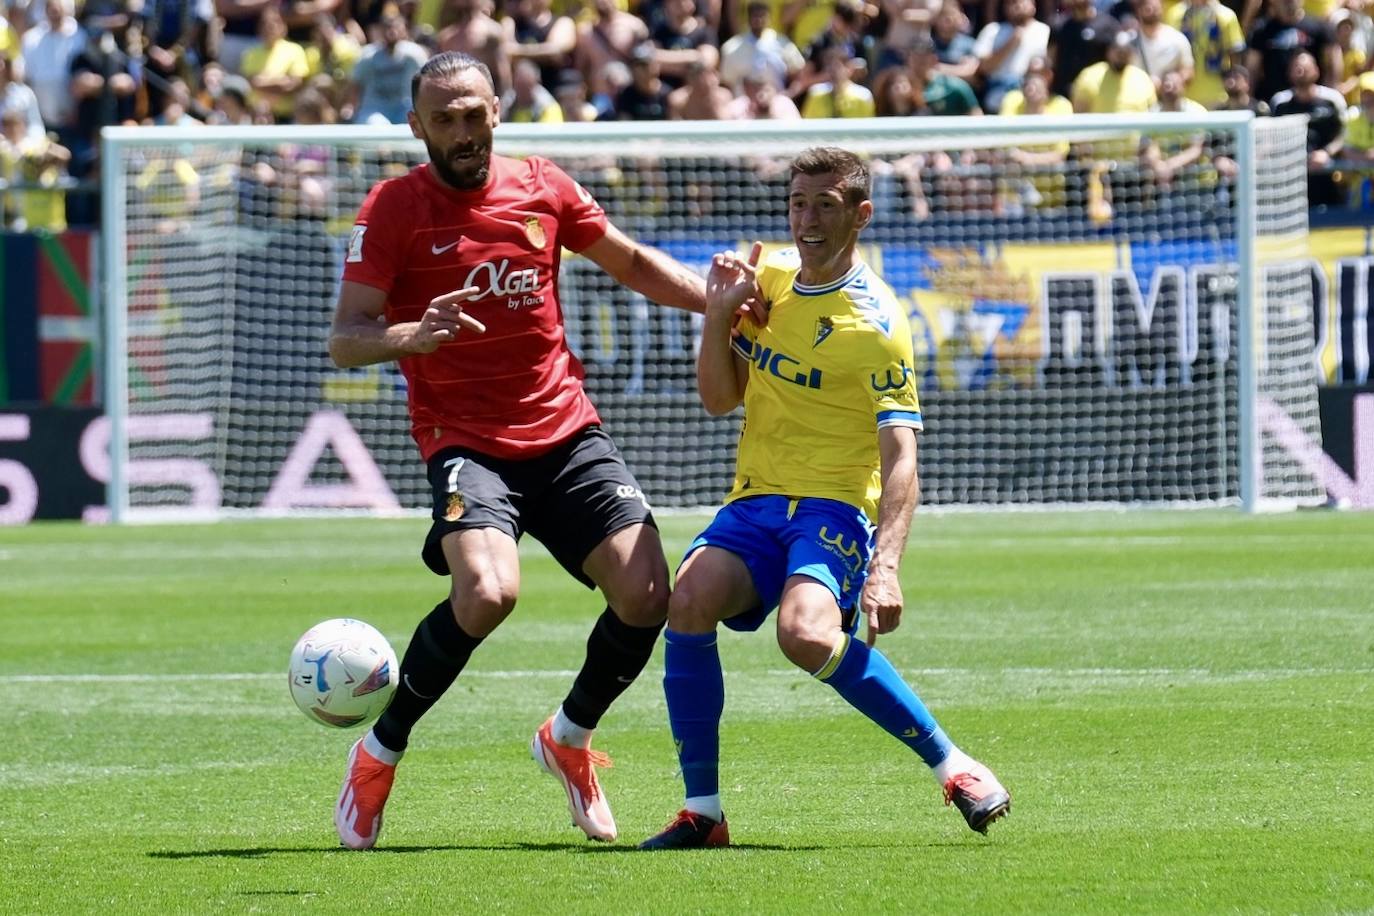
[706,241,769,327]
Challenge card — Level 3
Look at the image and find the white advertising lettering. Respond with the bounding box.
[463,258,545,309]
[0,415,38,524]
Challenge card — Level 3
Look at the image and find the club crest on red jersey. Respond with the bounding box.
[523,216,547,249]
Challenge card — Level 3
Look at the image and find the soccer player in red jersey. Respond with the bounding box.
[327,51,722,849]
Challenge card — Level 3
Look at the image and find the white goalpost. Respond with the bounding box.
[99,113,1323,522]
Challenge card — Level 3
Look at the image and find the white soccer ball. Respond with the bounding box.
[288,618,399,729]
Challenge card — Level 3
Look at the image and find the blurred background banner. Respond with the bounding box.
[0,228,96,407]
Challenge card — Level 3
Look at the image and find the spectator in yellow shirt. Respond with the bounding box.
[0,108,69,231]
[1000,60,1074,208]
[1072,29,1158,112]
[239,6,309,121]
[1000,55,1074,118]
[1143,69,1208,188]
[1073,30,1157,217]
[1333,10,1369,104]
[801,45,876,118]
[502,58,564,122]
[1166,0,1244,107]
[750,0,836,55]
[1343,76,1374,215]
[304,13,361,87]
[0,18,19,66]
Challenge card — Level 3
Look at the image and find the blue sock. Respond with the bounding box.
[663,629,724,800]
[816,634,953,768]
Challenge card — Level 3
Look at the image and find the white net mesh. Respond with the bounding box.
[1251,117,1325,505]
[105,116,1324,518]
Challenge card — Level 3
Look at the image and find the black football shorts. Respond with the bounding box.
[422,426,656,587]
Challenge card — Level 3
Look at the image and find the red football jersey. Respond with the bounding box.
[342,154,609,461]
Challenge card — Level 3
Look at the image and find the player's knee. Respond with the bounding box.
[666,580,718,634]
[448,576,516,638]
[602,562,669,628]
[615,588,668,628]
[775,619,834,673]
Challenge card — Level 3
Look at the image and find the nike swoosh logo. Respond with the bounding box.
[616,676,634,684]
[431,240,459,255]
[902,727,921,738]
[403,673,437,700]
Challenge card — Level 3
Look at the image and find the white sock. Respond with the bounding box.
[931,746,977,786]
[551,705,593,749]
[684,795,723,822]
[363,729,402,766]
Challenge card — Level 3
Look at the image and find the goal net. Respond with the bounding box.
[100,114,1324,521]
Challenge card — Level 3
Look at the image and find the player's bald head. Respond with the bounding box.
[411,51,496,107]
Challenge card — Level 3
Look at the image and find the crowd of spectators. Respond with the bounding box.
[1,0,1373,230]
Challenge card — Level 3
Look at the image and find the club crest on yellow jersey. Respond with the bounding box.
[814,316,835,348]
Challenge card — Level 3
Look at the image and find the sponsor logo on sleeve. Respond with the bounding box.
[870,360,914,393]
[347,226,366,263]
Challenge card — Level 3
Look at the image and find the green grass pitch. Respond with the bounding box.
[2,510,1372,913]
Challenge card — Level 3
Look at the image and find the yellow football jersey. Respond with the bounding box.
[1166,1,1245,108]
[727,249,922,519]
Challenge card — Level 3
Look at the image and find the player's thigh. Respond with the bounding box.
[772,498,871,667]
[422,447,525,638]
[776,576,848,672]
[669,545,760,634]
[439,527,521,638]
[780,498,871,633]
[673,497,789,633]
[421,446,524,576]
[524,427,659,594]
[582,522,670,627]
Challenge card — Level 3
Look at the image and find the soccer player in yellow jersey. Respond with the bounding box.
[640,148,1011,850]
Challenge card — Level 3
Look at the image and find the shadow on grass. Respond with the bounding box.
[148,844,530,858]
[237,890,312,896]
[150,837,976,859]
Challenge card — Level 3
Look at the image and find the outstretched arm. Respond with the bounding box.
[328,280,486,368]
[580,223,708,314]
[860,425,920,646]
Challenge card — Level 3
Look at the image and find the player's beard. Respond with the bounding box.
[426,137,493,190]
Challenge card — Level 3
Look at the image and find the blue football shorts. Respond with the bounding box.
[683,494,875,633]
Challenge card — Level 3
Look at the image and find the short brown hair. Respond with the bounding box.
[790,147,870,206]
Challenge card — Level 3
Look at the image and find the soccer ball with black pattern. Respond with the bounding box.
[288,618,398,728]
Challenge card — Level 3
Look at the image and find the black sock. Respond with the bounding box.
[373,599,483,753]
[561,608,664,730]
